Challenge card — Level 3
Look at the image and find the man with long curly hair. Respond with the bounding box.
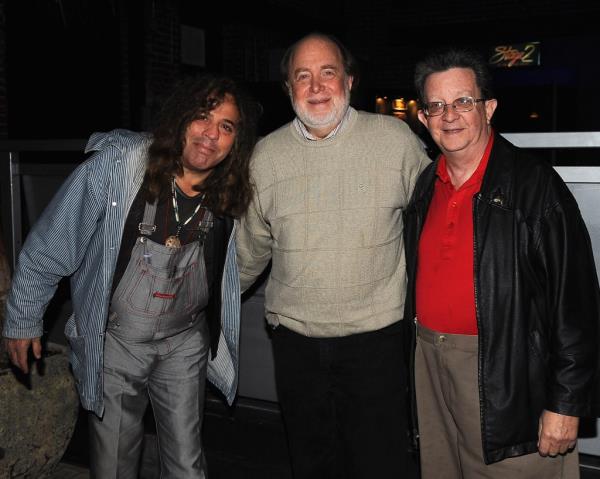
[3,73,259,478]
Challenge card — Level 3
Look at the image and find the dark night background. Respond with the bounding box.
[1,0,600,145]
[1,0,600,299]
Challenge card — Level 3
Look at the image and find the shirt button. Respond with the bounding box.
[111,201,117,206]
[451,202,457,207]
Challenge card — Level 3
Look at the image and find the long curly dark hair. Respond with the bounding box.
[144,74,259,217]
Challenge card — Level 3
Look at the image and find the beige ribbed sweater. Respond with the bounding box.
[236,108,431,337]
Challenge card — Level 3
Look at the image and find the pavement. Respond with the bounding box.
[52,392,600,479]
[55,393,294,479]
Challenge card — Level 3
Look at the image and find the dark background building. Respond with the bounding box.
[1,0,599,142]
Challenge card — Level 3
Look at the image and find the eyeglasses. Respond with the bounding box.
[422,96,486,117]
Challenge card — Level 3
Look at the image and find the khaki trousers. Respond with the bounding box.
[415,323,579,479]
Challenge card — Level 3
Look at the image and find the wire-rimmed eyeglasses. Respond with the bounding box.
[422,96,486,117]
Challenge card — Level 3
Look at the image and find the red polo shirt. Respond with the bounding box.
[416,133,494,335]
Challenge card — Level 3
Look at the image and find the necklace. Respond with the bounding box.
[164,177,205,248]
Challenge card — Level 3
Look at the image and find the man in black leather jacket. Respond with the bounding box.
[403,47,600,478]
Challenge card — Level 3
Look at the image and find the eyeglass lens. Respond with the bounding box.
[425,97,480,116]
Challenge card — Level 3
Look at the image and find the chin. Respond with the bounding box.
[440,139,469,152]
[295,104,338,128]
[306,111,340,128]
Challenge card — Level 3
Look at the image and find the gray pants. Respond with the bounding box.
[89,321,209,479]
[415,323,579,479]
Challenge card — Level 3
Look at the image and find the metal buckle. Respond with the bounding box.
[138,222,157,235]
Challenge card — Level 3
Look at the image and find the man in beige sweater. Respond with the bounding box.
[236,32,430,479]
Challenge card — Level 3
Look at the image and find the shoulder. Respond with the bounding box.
[74,129,152,185]
[355,110,413,135]
[81,129,151,175]
[248,123,294,181]
[494,134,557,179]
[352,111,432,172]
[85,129,152,155]
[492,135,574,207]
[354,111,426,152]
[253,123,294,154]
[412,158,437,193]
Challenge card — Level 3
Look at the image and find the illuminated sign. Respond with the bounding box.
[489,42,541,68]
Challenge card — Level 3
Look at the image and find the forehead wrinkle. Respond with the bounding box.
[291,38,342,65]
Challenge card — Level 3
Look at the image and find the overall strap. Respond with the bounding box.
[138,200,158,236]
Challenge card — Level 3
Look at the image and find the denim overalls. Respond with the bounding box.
[89,198,213,479]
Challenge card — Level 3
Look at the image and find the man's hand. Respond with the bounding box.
[538,410,579,457]
[4,337,42,373]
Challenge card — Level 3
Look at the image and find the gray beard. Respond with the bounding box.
[292,90,351,132]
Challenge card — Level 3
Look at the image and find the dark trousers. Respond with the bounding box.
[271,322,408,479]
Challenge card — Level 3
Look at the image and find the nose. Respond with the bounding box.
[309,77,322,93]
[203,120,219,140]
[441,103,460,121]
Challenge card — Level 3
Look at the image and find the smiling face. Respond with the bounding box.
[287,36,353,139]
[418,67,497,162]
[181,94,240,183]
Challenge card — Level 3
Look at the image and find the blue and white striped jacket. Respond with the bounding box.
[4,129,241,416]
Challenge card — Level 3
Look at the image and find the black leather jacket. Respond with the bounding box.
[403,134,600,464]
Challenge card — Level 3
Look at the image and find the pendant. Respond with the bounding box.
[164,235,181,248]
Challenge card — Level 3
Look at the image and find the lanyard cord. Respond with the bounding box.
[171,177,205,237]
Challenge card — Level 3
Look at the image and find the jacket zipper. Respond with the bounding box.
[473,193,487,462]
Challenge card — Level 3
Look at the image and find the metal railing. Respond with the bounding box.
[2,133,600,270]
[0,139,87,270]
